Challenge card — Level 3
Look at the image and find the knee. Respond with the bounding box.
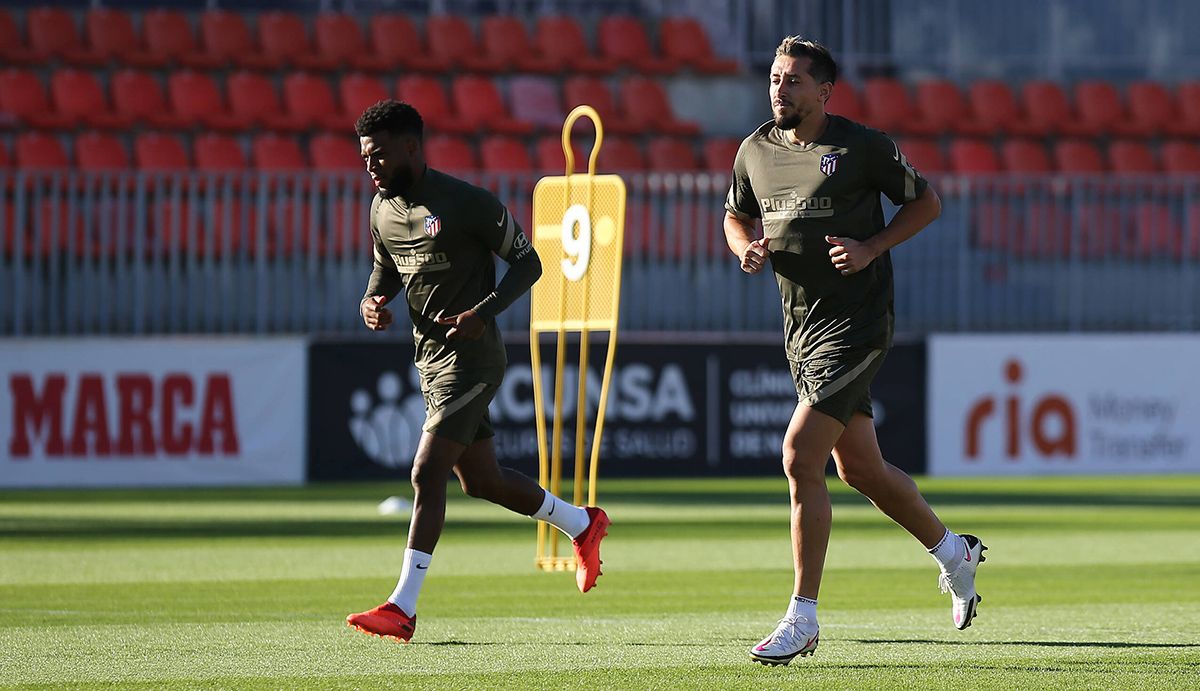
[782,447,826,487]
[410,459,443,492]
[836,458,882,494]
[457,474,497,501]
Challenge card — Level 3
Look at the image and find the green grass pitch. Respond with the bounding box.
[2,475,1198,689]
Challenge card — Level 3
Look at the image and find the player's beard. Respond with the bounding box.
[774,111,803,130]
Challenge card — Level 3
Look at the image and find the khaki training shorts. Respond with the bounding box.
[788,348,886,426]
[420,374,500,446]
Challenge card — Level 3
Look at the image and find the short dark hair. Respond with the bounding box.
[775,36,838,86]
[354,99,424,138]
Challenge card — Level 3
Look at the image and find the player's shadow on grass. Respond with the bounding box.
[852,638,1200,649]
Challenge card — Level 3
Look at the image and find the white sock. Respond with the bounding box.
[928,528,964,570]
[531,490,590,539]
[387,548,432,616]
[787,595,818,623]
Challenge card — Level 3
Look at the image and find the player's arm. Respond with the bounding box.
[361,197,404,331]
[723,141,769,274]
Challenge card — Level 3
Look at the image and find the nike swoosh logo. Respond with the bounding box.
[547,504,555,516]
[892,141,901,162]
[415,564,428,570]
[965,550,972,562]
[496,210,506,226]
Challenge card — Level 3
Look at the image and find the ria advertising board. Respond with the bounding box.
[929,334,1200,476]
[1,338,307,487]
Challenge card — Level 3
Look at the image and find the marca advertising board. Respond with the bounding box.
[308,339,925,479]
[929,334,1200,476]
[0,338,307,488]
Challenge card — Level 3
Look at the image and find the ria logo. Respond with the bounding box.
[348,370,426,469]
[964,359,1076,459]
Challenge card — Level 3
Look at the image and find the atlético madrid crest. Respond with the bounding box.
[423,215,441,237]
[819,152,841,176]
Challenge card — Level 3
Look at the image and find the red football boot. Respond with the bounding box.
[346,602,416,642]
[572,506,611,593]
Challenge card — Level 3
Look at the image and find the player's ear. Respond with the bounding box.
[819,82,833,106]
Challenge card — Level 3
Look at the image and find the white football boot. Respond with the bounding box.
[938,533,988,630]
[749,614,819,665]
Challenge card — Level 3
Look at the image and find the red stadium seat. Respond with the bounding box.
[1021,202,1072,257]
[702,137,741,173]
[258,11,324,70]
[598,136,647,172]
[1162,140,1200,173]
[227,71,307,132]
[534,135,586,174]
[1185,204,1200,259]
[198,10,272,69]
[142,9,220,69]
[76,131,130,170]
[972,202,1021,251]
[50,69,132,130]
[479,16,557,73]
[1000,138,1052,173]
[424,15,494,73]
[1132,203,1183,259]
[282,72,351,131]
[646,137,700,170]
[192,133,247,172]
[26,6,101,65]
[914,79,989,135]
[862,77,936,134]
[1126,81,1188,137]
[896,138,947,174]
[1175,81,1200,138]
[339,73,391,124]
[310,132,362,172]
[658,16,739,75]
[0,9,36,65]
[826,82,865,122]
[1108,140,1158,174]
[450,75,535,135]
[0,69,74,129]
[167,71,243,131]
[509,77,565,131]
[1076,203,1127,258]
[1021,80,1096,136]
[562,76,638,134]
[368,15,444,73]
[1052,139,1106,173]
[396,76,473,135]
[252,133,307,171]
[967,79,1039,135]
[83,8,158,66]
[133,133,189,171]
[15,132,69,168]
[0,138,9,168]
[314,13,388,73]
[1074,81,1141,136]
[949,139,1000,174]
[597,16,677,74]
[618,76,701,135]
[535,16,617,74]
[111,70,189,129]
[480,136,533,172]
[424,135,477,171]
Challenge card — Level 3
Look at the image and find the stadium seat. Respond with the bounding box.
[896,138,947,174]
[1162,140,1200,173]
[1126,81,1187,137]
[509,77,565,131]
[282,72,352,132]
[339,73,391,124]
[658,16,739,75]
[479,16,557,73]
[535,16,617,74]
[0,138,9,168]
[1132,202,1183,259]
[1174,81,1200,138]
[26,6,101,65]
[914,79,989,135]
[252,133,307,171]
[50,69,132,130]
[111,70,189,129]
[14,132,69,168]
[424,15,494,73]
[192,133,247,172]
[1021,80,1095,136]
[534,135,586,173]
[167,71,243,131]
[450,75,535,135]
[310,132,362,172]
[1074,81,1140,136]
[972,202,1021,251]
[826,82,866,122]
[967,79,1039,135]
[198,10,272,69]
[702,137,741,172]
[618,77,701,135]
[142,9,219,69]
[1108,140,1158,174]
[227,71,307,132]
[33,199,85,256]
[314,13,388,72]
[1185,203,1200,259]
[480,136,533,172]
[0,69,74,129]
[597,16,677,74]
[83,8,158,67]
[862,77,936,134]
[1076,203,1126,258]
[949,138,1000,174]
[258,11,330,70]
[133,132,190,171]
[598,136,647,172]
[368,15,444,73]
[1000,138,1052,173]
[424,135,478,171]
[1021,202,1072,257]
[562,76,638,134]
[646,137,700,170]
[0,9,36,64]
[396,76,473,135]
[76,131,130,170]
[1052,139,1106,173]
